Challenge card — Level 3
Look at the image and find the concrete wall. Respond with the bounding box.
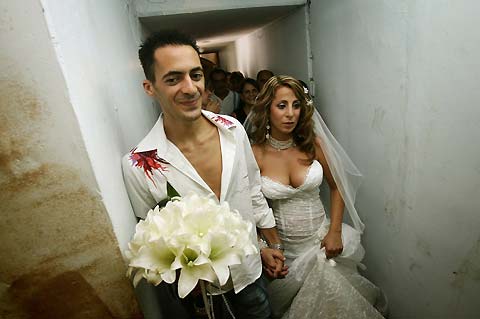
[0,0,140,317]
[309,1,480,318]
[234,6,310,81]
[218,42,238,72]
[41,0,159,251]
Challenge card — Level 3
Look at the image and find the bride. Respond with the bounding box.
[246,76,388,318]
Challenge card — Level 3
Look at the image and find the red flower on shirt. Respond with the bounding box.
[130,148,168,186]
[213,115,234,128]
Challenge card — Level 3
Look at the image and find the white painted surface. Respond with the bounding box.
[218,42,238,72]
[135,0,306,17]
[310,1,480,318]
[41,0,158,251]
[1,0,92,176]
[235,6,309,81]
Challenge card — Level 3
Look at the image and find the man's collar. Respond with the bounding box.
[133,110,236,155]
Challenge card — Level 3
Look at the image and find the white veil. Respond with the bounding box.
[311,108,364,232]
[244,86,365,233]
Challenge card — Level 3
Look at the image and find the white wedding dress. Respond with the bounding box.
[262,160,387,319]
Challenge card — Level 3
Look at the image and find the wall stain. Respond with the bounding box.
[416,237,432,257]
[0,79,140,317]
[9,271,114,319]
[371,106,386,134]
[451,236,480,289]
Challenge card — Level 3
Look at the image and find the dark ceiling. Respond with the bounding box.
[140,5,302,50]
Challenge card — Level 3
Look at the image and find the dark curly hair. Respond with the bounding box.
[250,75,316,160]
[139,30,200,82]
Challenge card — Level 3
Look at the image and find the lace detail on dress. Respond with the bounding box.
[261,160,387,319]
[262,161,326,239]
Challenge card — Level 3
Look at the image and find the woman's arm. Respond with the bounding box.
[315,137,345,259]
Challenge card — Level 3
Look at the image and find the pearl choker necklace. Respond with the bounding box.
[267,136,295,150]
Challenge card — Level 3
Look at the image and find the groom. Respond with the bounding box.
[122,30,287,318]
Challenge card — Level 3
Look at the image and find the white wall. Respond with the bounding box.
[218,42,238,72]
[235,6,309,81]
[40,1,164,317]
[41,0,159,251]
[0,0,139,317]
[310,1,480,318]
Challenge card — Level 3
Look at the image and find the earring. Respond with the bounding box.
[266,120,270,139]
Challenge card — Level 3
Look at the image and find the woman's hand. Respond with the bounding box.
[321,230,343,259]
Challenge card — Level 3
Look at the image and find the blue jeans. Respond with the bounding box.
[224,275,272,319]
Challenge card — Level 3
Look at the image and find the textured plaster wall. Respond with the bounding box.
[235,6,309,82]
[0,0,140,318]
[310,1,480,318]
[41,0,158,251]
[218,42,238,73]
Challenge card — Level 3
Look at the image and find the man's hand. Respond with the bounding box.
[260,248,288,278]
[321,230,343,259]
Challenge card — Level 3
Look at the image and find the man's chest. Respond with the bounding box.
[179,136,223,198]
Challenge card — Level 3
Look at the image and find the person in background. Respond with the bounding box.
[200,57,216,83]
[202,84,221,113]
[229,71,245,93]
[256,69,274,90]
[210,68,240,115]
[232,78,259,125]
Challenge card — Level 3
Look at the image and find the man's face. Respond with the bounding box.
[210,71,228,91]
[257,71,273,90]
[143,45,205,123]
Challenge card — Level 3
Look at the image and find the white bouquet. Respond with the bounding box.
[125,192,257,298]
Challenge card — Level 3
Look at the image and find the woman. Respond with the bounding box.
[246,76,387,319]
[232,78,259,124]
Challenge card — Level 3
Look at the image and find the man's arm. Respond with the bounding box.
[240,129,288,278]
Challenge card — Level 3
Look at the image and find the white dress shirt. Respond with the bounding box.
[122,110,275,293]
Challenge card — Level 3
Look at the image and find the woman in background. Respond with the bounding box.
[232,78,259,124]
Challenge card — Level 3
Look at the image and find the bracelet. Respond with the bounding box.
[269,243,284,251]
[258,238,268,249]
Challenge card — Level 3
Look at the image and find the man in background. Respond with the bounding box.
[256,69,274,90]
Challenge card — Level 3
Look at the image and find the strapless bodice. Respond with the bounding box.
[261,160,326,239]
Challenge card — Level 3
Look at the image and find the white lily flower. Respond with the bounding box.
[125,192,258,298]
[129,238,177,284]
[208,232,243,285]
[172,247,216,298]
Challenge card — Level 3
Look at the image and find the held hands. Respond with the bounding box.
[321,230,343,259]
[260,248,289,279]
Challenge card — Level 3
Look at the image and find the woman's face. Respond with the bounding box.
[269,86,301,139]
[241,83,258,106]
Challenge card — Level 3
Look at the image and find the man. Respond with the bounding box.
[210,68,239,115]
[122,30,286,318]
[256,69,274,90]
[229,71,245,93]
